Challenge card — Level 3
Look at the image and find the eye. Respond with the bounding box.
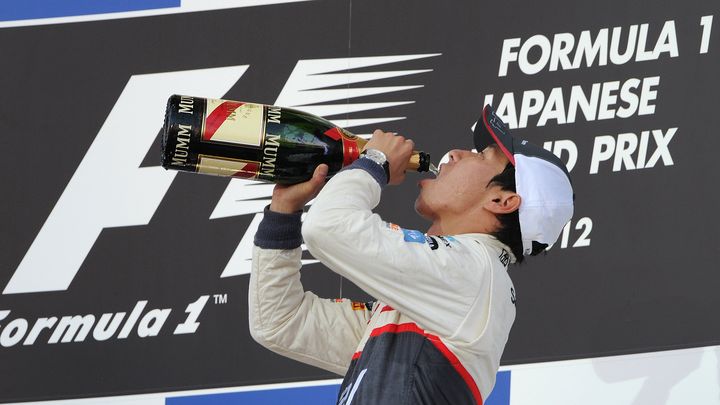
[483,145,497,154]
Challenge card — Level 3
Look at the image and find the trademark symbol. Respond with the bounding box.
[213,294,228,304]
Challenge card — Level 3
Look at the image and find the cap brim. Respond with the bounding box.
[473,105,570,178]
[474,105,516,165]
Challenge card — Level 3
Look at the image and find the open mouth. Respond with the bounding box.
[418,177,434,187]
[437,163,446,176]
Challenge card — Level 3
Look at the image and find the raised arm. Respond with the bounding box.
[248,165,373,375]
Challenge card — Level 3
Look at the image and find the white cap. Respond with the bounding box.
[474,105,574,255]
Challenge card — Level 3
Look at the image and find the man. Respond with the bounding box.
[249,105,574,404]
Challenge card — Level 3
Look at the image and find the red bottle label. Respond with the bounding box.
[324,127,360,166]
[201,99,265,148]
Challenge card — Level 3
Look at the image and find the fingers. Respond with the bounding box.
[269,164,328,213]
[368,130,413,150]
[365,130,413,186]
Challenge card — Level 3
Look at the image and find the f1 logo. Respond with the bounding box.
[4,54,440,295]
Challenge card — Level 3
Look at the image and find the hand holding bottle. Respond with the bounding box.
[364,130,415,185]
[269,164,329,214]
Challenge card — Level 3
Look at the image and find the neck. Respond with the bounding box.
[426,212,497,236]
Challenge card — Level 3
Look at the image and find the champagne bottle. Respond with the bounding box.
[160,95,434,184]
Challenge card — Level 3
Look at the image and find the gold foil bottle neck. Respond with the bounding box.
[406,153,422,171]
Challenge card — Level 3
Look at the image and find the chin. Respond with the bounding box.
[414,196,434,220]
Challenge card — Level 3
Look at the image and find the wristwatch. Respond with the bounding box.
[360,148,390,182]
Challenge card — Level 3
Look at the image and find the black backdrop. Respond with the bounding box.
[1,0,718,402]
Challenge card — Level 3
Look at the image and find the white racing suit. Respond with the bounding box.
[249,159,517,405]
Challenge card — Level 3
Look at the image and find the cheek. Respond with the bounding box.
[441,170,492,212]
[446,173,480,200]
[416,179,463,214]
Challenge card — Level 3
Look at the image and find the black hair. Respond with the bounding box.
[487,163,546,263]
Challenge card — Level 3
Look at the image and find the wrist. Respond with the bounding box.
[360,148,390,183]
[348,155,389,186]
[270,201,303,214]
[254,205,303,249]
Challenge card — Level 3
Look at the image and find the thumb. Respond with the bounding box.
[306,163,328,194]
[313,163,329,181]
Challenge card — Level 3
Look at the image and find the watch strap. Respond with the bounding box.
[361,149,390,183]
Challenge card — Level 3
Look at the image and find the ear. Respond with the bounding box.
[484,189,521,215]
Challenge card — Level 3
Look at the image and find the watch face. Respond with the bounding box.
[365,148,387,164]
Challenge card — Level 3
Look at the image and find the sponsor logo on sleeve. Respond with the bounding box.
[425,236,439,250]
[424,235,464,251]
[402,229,426,243]
[499,248,510,267]
[335,300,373,311]
[445,236,459,244]
[437,236,453,248]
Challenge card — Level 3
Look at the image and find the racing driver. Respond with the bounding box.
[249,105,574,404]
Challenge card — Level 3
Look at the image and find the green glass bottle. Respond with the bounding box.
[161,95,432,184]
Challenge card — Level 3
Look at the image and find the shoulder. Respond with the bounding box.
[454,233,516,267]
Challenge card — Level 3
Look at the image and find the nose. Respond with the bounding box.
[447,149,465,162]
[438,149,471,173]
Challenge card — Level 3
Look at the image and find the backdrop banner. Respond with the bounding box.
[0,0,718,402]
